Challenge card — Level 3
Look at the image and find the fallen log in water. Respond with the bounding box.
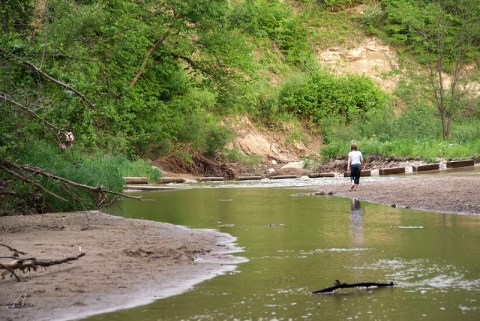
[313,280,395,294]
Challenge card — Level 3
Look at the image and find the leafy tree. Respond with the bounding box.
[231,0,312,67]
[1,0,253,155]
[0,0,254,213]
[0,0,34,33]
[379,0,480,139]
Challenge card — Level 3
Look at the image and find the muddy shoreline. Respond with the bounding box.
[311,168,480,215]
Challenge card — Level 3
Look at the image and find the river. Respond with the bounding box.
[86,179,480,321]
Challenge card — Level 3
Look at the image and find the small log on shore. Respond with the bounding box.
[198,177,225,182]
[308,172,335,178]
[446,159,474,168]
[313,280,395,294]
[379,167,405,175]
[269,175,298,179]
[158,177,186,184]
[412,163,440,172]
[236,175,263,181]
[123,177,149,184]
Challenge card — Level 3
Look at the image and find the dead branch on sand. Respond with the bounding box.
[0,243,27,258]
[157,148,235,179]
[1,250,85,282]
[9,288,28,308]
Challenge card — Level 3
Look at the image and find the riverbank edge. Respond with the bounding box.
[308,172,480,215]
[0,211,247,321]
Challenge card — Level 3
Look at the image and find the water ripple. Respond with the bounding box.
[358,258,480,291]
[300,248,369,256]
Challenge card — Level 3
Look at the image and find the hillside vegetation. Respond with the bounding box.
[1,0,479,214]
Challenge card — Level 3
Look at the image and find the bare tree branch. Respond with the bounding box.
[0,47,95,109]
[0,244,27,256]
[0,163,69,202]
[0,263,21,281]
[130,34,169,88]
[0,92,59,131]
[312,280,395,294]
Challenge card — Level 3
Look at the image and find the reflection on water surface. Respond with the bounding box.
[89,186,480,321]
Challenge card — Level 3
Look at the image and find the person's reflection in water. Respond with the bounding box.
[350,198,363,246]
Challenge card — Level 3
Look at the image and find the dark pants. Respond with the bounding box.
[350,163,361,185]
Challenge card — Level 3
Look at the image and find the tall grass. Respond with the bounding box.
[3,140,162,214]
[321,137,480,163]
[320,115,480,163]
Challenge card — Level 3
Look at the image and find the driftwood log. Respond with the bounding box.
[313,280,395,294]
[0,249,85,282]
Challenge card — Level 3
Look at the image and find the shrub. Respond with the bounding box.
[279,71,389,125]
[391,104,441,140]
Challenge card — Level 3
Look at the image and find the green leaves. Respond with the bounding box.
[377,0,480,66]
[0,0,35,33]
[231,0,311,66]
[278,71,389,124]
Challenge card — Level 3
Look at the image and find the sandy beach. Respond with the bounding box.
[1,169,479,321]
[0,211,245,321]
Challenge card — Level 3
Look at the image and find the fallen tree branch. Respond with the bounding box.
[16,162,141,200]
[0,159,142,203]
[130,34,169,88]
[9,288,28,308]
[0,263,21,281]
[0,92,59,131]
[1,252,86,281]
[0,243,27,256]
[312,280,395,294]
[0,163,68,202]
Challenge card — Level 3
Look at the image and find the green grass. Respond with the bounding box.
[2,140,162,214]
[320,137,480,163]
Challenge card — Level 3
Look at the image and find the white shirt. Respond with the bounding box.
[348,151,363,165]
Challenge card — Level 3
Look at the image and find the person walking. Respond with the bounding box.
[347,144,365,190]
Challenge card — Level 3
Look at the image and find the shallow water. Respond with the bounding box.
[88,183,480,321]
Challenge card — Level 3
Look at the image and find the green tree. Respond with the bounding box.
[0,0,254,213]
[382,0,480,139]
[0,0,34,33]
